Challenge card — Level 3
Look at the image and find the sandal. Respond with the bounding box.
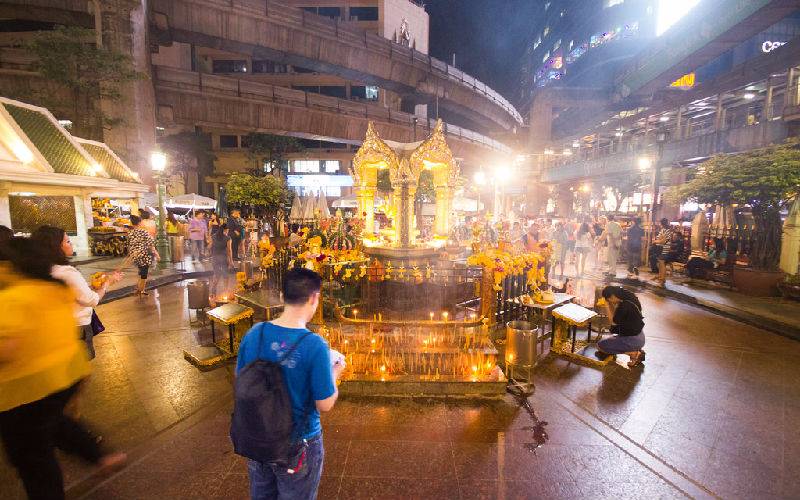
[627,350,645,367]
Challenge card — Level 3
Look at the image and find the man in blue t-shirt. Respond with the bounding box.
[236,268,343,500]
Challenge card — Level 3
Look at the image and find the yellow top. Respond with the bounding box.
[0,279,90,412]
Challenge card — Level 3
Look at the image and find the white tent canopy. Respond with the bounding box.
[300,195,316,221]
[316,190,330,218]
[289,194,304,221]
[166,193,216,209]
[332,195,358,208]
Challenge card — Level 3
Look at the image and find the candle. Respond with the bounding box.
[379,313,383,322]
[429,312,434,321]
[442,311,449,321]
[353,309,359,320]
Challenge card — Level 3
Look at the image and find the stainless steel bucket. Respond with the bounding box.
[505,320,538,368]
[187,280,210,310]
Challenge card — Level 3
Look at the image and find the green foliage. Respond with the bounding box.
[24,26,143,137]
[671,139,800,269]
[245,133,304,176]
[225,173,291,212]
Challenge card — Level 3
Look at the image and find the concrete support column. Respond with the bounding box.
[714,94,725,131]
[764,77,775,121]
[675,106,684,140]
[74,193,93,255]
[785,67,798,108]
[780,197,800,275]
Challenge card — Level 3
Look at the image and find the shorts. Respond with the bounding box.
[659,252,680,264]
[576,247,590,254]
[137,264,150,279]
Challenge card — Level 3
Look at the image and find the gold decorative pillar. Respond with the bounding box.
[434,185,451,237]
[356,187,376,235]
[480,268,497,325]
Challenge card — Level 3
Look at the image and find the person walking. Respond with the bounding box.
[575,222,594,276]
[210,223,234,297]
[626,218,644,277]
[552,221,569,278]
[188,211,208,261]
[603,215,622,276]
[234,268,343,500]
[0,237,127,500]
[32,226,122,359]
[229,209,245,261]
[655,218,683,286]
[138,209,157,238]
[127,214,159,296]
[596,285,646,367]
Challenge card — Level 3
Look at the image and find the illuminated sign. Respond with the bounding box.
[762,40,786,53]
[670,72,695,88]
[287,174,353,188]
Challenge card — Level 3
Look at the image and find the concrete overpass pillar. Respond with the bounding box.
[96,0,157,182]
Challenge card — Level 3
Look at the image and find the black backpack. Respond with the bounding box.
[230,325,310,465]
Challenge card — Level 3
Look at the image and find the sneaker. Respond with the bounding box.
[633,267,639,276]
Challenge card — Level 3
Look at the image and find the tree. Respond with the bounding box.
[225,173,292,214]
[671,139,800,270]
[601,173,647,212]
[245,133,304,177]
[159,131,216,195]
[24,26,143,139]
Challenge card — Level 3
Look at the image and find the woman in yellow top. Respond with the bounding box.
[0,237,126,500]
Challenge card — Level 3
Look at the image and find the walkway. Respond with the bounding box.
[1,260,798,498]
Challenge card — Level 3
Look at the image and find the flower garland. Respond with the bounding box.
[467,248,547,291]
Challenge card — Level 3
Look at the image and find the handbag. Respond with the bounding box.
[90,310,105,336]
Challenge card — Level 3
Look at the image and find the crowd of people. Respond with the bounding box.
[505,214,685,285]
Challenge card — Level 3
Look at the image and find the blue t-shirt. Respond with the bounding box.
[236,322,335,440]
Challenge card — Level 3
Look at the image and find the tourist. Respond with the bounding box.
[566,218,578,266]
[229,209,245,261]
[522,223,539,251]
[210,223,234,296]
[127,214,159,297]
[592,216,607,270]
[138,209,157,237]
[649,217,671,273]
[166,212,179,235]
[626,217,644,277]
[596,285,646,367]
[208,212,221,237]
[603,214,622,276]
[32,226,122,359]
[552,221,569,278]
[234,268,343,499]
[0,237,127,500]
[656,218,684,286]
[575,222,594,276]
[188,211,207,261]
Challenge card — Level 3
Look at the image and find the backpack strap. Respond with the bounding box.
[279,331,312,363]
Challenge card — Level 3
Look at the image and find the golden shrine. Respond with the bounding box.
[351,119,459,259]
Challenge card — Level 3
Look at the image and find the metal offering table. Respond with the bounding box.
[236,288,284,320]
[206,302,255,355]
[550,303,613,367]
[513,293,575,332]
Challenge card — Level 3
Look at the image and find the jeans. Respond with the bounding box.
[231,237,242,260]
[627,247,642,273]
[0,382,103,500]
[190,239,205,260]
[248,434,324,500]
[598,332,645,355]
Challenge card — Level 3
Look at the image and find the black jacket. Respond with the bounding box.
[610,300,644,337]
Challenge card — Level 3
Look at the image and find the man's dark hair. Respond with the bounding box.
[660,217,670,228]
[139,210,151,220]
[130,214,142,226]
[608,215,615,221]
[633,217,642,226]
[283,268,322,305]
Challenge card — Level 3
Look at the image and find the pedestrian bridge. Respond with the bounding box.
[153,66,512,160]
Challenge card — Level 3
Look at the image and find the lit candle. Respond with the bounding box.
[429,312,434,321]
[442,311,449,321]
[378,313,383,322]
[353,309,359,320]
[380,365,386,372]
[472,365,478,373]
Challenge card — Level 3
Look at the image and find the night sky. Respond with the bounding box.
[426,0,540,105]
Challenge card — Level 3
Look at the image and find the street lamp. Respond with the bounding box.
[638,157,652,171]
[493,165,512,221]
[150,151,171,269]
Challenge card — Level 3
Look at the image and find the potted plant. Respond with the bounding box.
[672,139,800,296]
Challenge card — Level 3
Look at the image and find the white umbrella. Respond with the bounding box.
[452,196,483,212]
[300,195,316,221]
[289,194,303,221]
[316,190,330,218]
[168,193,216,210]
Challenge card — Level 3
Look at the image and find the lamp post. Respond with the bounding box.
[150,151,171,269]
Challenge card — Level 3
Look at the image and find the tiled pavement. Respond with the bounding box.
[2,277,800,499]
